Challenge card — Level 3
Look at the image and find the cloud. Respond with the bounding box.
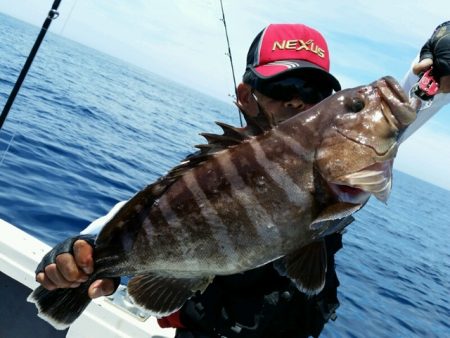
[395,120,450,191]
[1,0,449,190]
[2,0,448,100]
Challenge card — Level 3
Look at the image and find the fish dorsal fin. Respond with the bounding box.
[159,112,270,182]
[274,240,327,296]
[127,273,213,317]
[196,121,251,149]
[158,104,277,187]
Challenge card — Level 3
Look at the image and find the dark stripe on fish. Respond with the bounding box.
[182,169,240,263]
[229,137,315,239]
[216,148,281,243]
[145,200,191,264]
[158,173,227,265]
[192,157,262,249]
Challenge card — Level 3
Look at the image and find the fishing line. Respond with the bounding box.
[219,0,243,127]
[0,0,62,165]
[0,130,16,166]
[59,0,78,35]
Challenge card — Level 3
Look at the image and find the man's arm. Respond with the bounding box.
[80,200,127,235]
[400,21,450,142]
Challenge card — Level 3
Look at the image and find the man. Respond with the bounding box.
[35,22,450,337]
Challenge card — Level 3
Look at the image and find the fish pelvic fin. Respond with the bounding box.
[274,240,327,296]
[127,273,213,317]
[27,283,92,330]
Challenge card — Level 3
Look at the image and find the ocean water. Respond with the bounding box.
[0,13,449,337]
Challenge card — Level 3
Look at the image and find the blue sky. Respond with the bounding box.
[0,0,449,190]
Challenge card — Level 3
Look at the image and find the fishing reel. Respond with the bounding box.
[409,67,439,111]
[412,67,439,101]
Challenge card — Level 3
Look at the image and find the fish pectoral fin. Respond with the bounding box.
[127,273,212,317]
[310,202,362,230]
[274,240,327,296]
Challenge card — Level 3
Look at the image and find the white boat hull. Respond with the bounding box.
[0,219,175,338]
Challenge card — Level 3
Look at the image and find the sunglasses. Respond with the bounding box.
[254,77,333,104]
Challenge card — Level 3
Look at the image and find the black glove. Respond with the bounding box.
[420,21,450,80]
[35,234,96,274]
[35,234,121,293]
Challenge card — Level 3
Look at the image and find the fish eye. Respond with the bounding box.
[347,98,365,113]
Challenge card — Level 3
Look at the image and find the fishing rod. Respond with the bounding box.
[219,0,243,127]
[0,0,62,131]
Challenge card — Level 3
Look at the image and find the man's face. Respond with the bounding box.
[251,90,315,124]
[247,75,332,124]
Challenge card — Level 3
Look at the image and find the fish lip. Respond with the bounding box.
[330,160,393,203]
[380,96,400,132]
[378,77,416,128]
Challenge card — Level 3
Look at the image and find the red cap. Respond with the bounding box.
[246,24,340,91]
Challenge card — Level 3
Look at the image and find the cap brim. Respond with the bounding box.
[251,60,341,91]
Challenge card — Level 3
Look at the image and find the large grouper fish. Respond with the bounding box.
[29,76,416,329]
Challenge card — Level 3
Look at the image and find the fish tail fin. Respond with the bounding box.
[27,283,92,330]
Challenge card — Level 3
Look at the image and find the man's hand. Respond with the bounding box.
[412,58,433,75]
[413,21,450,94]
[35,237,117,299]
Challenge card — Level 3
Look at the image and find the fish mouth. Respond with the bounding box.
[329,160,393,203]
[378,76,417,129]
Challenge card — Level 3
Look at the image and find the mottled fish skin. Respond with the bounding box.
[29,76,416,329]
[101,76,416,277]
[134,131,316,274]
